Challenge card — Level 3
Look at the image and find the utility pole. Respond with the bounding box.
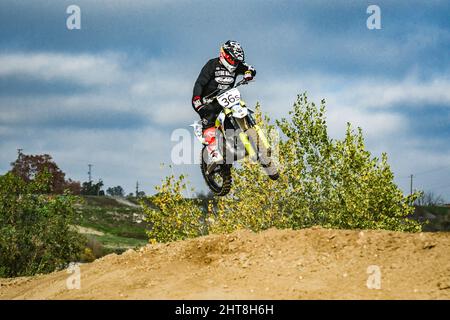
[410,174,414,195]
[88,164,93,183]
[136,181,139,198]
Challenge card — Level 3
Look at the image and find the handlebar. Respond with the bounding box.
[202,79,249,105]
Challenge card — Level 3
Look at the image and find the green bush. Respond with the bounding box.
[141,93,422,242]
[141,173,206,243]
[0,171,85,277]
[84,236,105,259]
[212,94,421,232]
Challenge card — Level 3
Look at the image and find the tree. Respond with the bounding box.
[9,152,81,194]
[415,191,445,206]
[65,178,82,195]
[0,171,85,277]
[137,191,146,198]
[81,180,104,196]
[106,185,125,197]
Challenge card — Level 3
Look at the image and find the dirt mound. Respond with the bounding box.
[1,227,449,299]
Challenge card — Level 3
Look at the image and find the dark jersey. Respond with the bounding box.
[192,58,256,99]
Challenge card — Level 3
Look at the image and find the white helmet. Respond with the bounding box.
[219,40,245,73]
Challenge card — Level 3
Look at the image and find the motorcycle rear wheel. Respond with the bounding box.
[200,146,232,196]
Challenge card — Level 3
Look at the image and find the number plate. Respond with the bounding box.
[217,88,241,108]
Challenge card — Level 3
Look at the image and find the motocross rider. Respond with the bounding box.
[192,40,256,163]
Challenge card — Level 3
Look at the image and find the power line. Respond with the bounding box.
[396,164,450,180]
[419,181,450,190]
[413,164,450,177]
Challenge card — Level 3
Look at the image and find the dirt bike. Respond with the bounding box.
[191,79,279,196]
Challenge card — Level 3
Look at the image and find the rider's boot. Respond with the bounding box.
[203,127,223,164]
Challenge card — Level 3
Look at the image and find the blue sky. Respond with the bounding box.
[0,0,449,199]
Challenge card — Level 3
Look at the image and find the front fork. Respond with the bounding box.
[231,114,271,159]
[239,131,256,158]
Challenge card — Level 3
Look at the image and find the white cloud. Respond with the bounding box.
[249,72,450,129]
[0,52,126,87]
[333,76,450,109]
[243,74,411,139]
[0,52,197,127]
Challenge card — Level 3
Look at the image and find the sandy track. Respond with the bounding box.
[1,227,449,300]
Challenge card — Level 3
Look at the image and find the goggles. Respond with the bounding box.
[221,48,238,66]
